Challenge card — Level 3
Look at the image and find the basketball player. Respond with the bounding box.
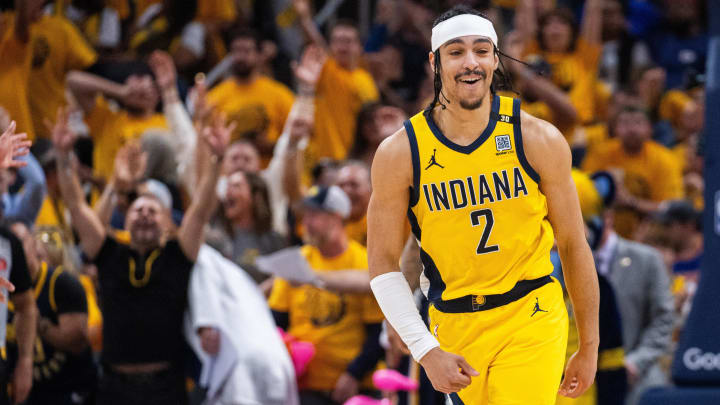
[368,6,599,404]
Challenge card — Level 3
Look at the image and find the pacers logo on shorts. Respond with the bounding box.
[472,295,486,310]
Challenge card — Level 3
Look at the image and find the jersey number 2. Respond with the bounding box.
[470,209,499,254]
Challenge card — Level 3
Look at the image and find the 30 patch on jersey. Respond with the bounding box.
[495,134,512,152]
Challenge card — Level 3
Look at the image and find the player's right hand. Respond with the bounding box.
[419,347,479,394]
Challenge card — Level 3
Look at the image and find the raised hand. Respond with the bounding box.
[0,277,15,303]
[46,108,76,154]
[0,121,30,170]
[113,142,147,189]
[189,73,211,125]
[293,44,327,89]
[149,50,178,97]
[202,112,235,158]
[292,0,311,19]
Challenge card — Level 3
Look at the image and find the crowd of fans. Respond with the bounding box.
[0,0,708,404]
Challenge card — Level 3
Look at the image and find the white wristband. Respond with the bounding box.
[370,272,439,362]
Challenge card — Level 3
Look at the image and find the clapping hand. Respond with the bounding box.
[0,121,30,170]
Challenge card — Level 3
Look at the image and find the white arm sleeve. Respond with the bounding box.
[370,272,439,362]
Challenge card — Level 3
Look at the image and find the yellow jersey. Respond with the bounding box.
[406,95,555,301]
[267,240,384,390]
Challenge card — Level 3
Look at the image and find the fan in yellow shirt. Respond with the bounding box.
[29,14,97,140]
[268,186,384,403]
[583,106,683,238]
[67,69,168,180]
[336,162,372,246]
[0,9,40,140]
[294,1,379,166]
[208,28,294,164]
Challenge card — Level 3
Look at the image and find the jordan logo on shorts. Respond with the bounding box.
[531,297,548,317]
[425,149,444,170]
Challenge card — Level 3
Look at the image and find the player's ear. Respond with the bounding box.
[429,51,436,73]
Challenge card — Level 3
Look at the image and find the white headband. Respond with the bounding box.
[431,14,498,52]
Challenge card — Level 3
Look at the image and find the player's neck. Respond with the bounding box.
[434,94,493,145]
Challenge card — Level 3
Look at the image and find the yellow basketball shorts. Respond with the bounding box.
[428,277,569,405]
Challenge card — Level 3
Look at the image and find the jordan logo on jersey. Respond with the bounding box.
[422,167,529,212]
[425,149,444,170]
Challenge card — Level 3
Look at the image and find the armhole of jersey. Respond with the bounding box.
[49,267,63,313]
[404,119,421,207]
[512,98,541,184]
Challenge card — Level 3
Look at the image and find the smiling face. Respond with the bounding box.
[430,35,498,111]
[125,195,168,248]
[222,171,252,222]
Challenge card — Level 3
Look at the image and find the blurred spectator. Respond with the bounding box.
[51,106,228,405]
[52,0,124,52]
[128,0,197,58]
[269,186,384,405]
[515,0,603,140]
[1,152,46,227]
[0,0,43,141]
[9,222,95,405]
[597,0,651,92]
[654,200,702,326]
[593,209,674,405]
[28,10,97,142]
[336,161,371,246]
[66,67,167,181]
[210,170,287,283]
[294,0,379,165]
[207,28,294,163]
[582,105,683,238]
[0,121,36,405]
[645,0,707,89]
[349,103,405,168]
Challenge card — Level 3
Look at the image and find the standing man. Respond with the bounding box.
[50,108,230,405]
[269,186,384,404]
[368,6,599,405]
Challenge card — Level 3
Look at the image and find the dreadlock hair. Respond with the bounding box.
[426,5,525,112]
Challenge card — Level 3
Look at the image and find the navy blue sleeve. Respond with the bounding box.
[346,322,384,380]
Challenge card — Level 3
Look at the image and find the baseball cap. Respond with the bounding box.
[303,185,351,219]
[655,200,700,226]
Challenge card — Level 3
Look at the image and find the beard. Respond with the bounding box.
[459,96,485,110]
[232,63,253,78]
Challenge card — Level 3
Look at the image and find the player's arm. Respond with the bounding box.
[522,113,599,398]
[368,130,476,394]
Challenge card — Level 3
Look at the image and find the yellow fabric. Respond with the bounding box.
[79,275,103,353]
[36,196,68,230]
[85,95,167,180]
[344,215,367,246]
[196,0,237,22]
[428,278,568,404]
[408,95,555,300]
[0,12,34,140]
[29,15,98,139]
[598,347,626,370]
[659,89,693,129]
[267,240,384,391]
[107,0,131,20]
[310,58,379,164]
[572,169,602,220]
[583,123,609,155]
[523,37,602,139]
[582,139,683,237]
[207,76,294,145]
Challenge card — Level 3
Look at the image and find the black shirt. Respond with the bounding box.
[7,265,95,392]
[94,237,194,365]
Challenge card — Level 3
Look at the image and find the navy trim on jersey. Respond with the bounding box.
[512,98,541,184]
[404,120,421,207]
[420,248,446,303]
[423,95,500,155]
[407,208,422,241]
